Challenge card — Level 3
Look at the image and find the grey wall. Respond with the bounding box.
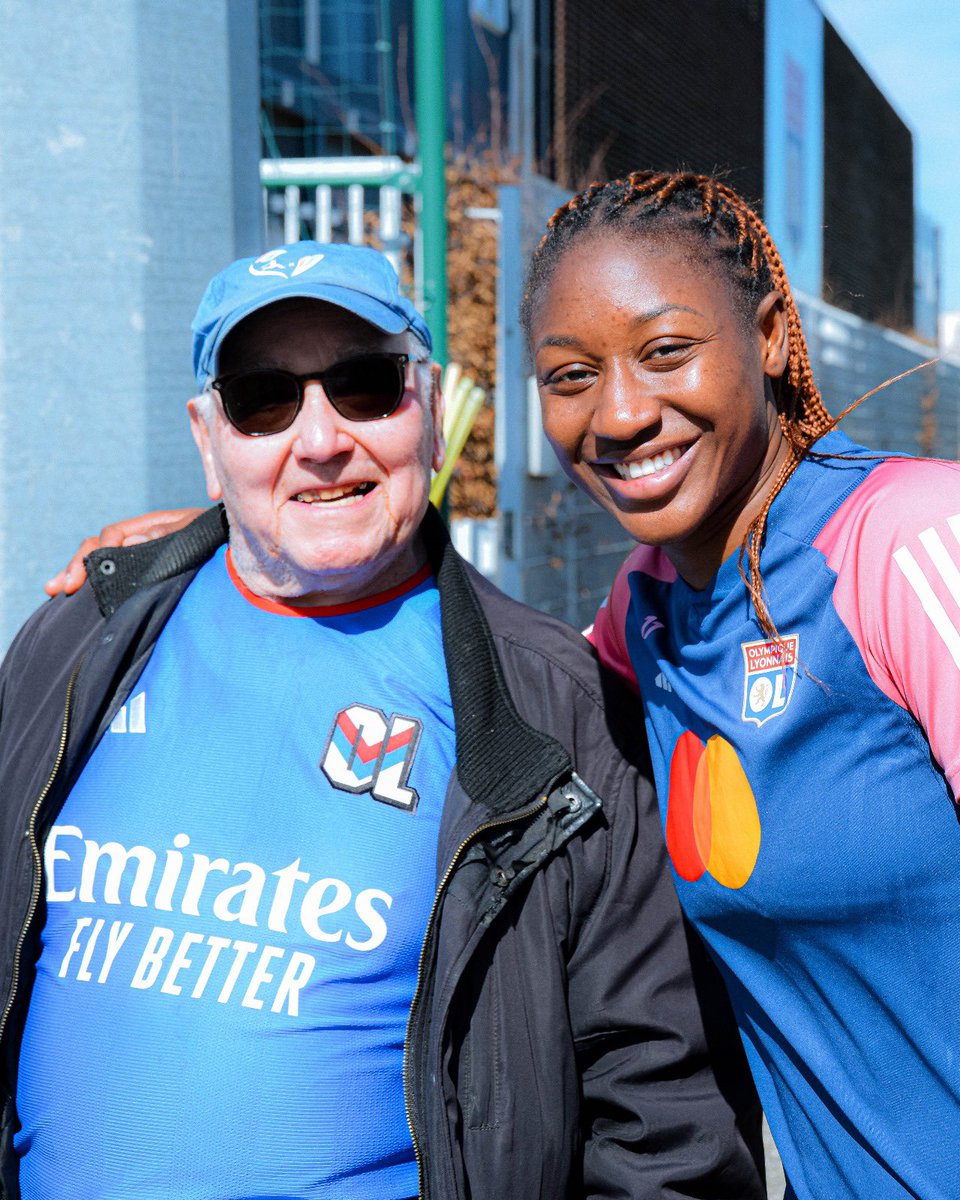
[0,0,262,648]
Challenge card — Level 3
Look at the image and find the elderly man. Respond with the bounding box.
[0,242,763,1199]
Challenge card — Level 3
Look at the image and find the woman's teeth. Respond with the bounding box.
[612,448,680,480]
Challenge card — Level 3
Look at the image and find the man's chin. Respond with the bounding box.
[262,545,417,608]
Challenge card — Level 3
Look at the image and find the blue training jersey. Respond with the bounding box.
[17,547,455,1200]
[592,432,960,1199]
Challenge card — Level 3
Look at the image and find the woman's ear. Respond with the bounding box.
[756,291,789,380]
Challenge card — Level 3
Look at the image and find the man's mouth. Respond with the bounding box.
[609,445,687,480]
[293,482,376,506]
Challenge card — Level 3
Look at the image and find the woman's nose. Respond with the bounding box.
[589,367,663,443]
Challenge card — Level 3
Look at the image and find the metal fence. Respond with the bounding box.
[260,156,420,283]
[797,293,950,457]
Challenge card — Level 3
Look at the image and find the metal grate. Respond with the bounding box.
[550,0,765,199]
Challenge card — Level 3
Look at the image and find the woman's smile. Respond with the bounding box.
[531,231,790,586]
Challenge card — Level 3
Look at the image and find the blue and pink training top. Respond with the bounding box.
[591,430,960,1200]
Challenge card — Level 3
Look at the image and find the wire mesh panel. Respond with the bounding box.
[259,0,408,158]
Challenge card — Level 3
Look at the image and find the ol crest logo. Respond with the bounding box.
[321,703,423,812]
[740,635,799,726]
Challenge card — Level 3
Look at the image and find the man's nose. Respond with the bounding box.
[291,381,354,460]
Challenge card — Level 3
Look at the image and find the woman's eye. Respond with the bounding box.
[646,340,694,362]
[643,338,696,360]
[541,364,595,390]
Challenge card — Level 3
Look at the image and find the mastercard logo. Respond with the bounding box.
[666,731,762,889]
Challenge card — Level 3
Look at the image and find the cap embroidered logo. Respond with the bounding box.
[249,250,326,279]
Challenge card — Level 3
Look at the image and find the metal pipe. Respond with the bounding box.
[347,183,365,244]
[414,0,447,366]
[260,156,420,189]
[315,185,333,242]
[283,185,301,244]
[380,185,402,275]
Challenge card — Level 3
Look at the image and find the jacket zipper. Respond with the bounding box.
[0,656,83,1049]
[403,791,551,1199]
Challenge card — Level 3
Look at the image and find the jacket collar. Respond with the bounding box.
[87,505,229,618]
[421,506,572,817]
[87,503,572,817]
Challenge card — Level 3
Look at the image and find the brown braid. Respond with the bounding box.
[521,169,837,639]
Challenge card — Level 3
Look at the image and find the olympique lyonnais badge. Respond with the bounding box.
[321,703,423,812]
[740,635,800,726]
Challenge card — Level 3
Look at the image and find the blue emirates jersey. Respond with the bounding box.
[591,433,960,1200]
[17,547,455,1200]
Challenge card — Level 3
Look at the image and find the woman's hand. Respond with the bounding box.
[45,508,205,597]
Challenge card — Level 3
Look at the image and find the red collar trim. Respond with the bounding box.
[225,548,433,617]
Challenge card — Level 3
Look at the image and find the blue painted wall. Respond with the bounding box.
[764,0,824,298]
[0,0,262,648]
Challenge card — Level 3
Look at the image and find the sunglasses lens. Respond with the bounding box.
[216,356,408,434]
[323,355,406,421]
[220,371,301,435]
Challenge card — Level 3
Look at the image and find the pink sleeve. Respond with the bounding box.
[587,562,637,692]
[587,545,675,694]
[816,458,960,797]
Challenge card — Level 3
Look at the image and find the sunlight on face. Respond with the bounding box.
[531,234,788,586]
[189,300,444,606]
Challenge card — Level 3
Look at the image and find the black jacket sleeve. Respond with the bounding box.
[496,624,766,1198]
[565,746,765,1198]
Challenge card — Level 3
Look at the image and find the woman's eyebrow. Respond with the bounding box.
[535,304,705,353]
[629,303,704,324]
[535,333,583,351]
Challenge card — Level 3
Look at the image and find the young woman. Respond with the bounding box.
[523,169,960,1200]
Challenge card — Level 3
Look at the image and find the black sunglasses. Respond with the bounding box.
[211,352,414,436]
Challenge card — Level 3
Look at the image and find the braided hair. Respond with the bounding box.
[521,170,836,639]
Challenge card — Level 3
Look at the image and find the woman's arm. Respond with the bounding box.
[45,508,205,597]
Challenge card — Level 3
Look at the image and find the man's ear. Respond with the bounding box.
[428,362,446,474]
[188,397,224,503]
[757,291,789,380]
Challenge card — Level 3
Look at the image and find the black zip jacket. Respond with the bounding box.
[0,507,765,1198]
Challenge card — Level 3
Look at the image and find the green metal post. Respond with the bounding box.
[414,0,448,367]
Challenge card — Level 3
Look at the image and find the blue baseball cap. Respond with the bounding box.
[191,240,432,389]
